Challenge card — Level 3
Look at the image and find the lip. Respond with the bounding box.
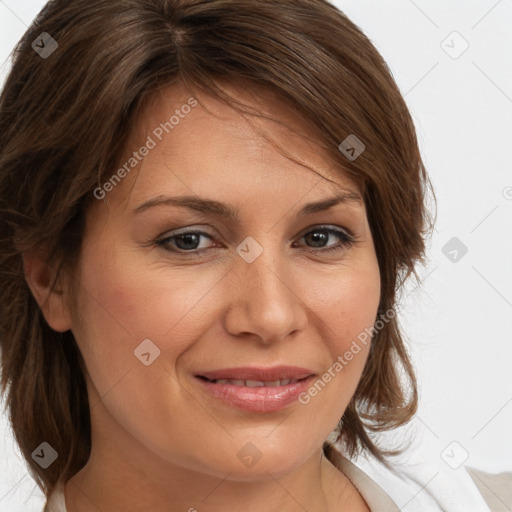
[196,365,315,382]
[194,366,316,413]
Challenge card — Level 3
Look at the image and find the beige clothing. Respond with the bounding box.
[466,467,512,512]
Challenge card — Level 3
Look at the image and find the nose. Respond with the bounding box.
[223,241,308,345]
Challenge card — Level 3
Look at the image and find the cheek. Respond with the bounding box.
[314,262,380,352]
[72,242,225,379]
[299,260,380,410]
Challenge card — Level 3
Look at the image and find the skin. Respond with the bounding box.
[24,81,380,512]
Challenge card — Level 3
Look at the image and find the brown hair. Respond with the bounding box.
[0,0,435,500]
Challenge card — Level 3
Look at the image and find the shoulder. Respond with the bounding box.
[466,466,512,512]
[327,442,503,512]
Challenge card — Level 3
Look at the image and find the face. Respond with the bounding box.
[67,82,380,480]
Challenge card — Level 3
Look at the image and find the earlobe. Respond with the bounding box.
[22,250,73,333]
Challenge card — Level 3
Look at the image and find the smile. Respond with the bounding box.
[201,377,304,387]
[194,367,316,413]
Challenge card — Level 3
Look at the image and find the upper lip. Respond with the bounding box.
[196,365,315,382]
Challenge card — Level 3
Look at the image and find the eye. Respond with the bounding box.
[293,225,356,253]
[155,229,217,253]
[154,225,357,256]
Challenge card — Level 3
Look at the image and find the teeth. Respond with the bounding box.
[245,380,265,387]
[211,378,299,386]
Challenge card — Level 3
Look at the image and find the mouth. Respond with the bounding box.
[195,365,315,382]
[196,375,310,387]
[193,366,316,413]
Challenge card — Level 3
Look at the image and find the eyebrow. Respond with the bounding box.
[131,191,363,219]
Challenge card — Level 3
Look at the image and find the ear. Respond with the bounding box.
[22,249,73,332]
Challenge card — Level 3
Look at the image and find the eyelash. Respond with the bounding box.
[154,225,357,256]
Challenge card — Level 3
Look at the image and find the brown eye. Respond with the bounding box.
[156,230,216,253]
[294,226,356,252]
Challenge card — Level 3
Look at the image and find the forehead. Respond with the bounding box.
[100,81,363,214]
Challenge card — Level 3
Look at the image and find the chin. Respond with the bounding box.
[202,445,314,481]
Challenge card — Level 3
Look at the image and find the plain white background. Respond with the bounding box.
[0,0,511,510]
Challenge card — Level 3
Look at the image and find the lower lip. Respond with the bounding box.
[195,376,315,413]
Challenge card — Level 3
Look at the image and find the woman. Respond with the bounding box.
[0,0,495,510]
